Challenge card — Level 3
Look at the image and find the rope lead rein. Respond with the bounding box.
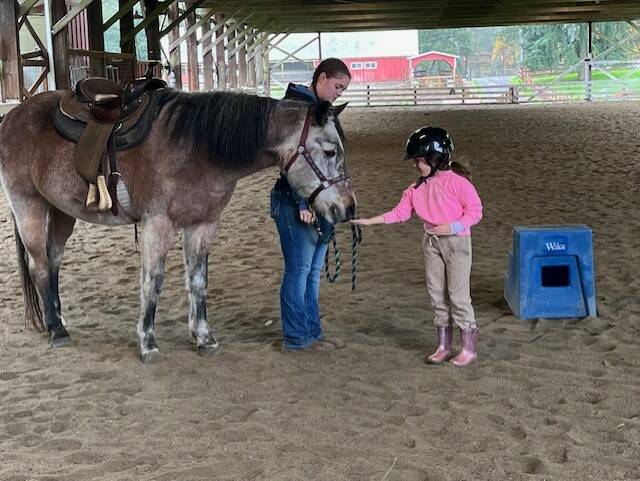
[324,235,341,283]
[323,224,363,291]
[350,223,363,291]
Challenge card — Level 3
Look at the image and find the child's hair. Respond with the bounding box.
[311,58,351,90]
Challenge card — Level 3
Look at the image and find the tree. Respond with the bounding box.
[491,27,520,67]
[102,0,147,58]
[519,21,639,72]
[418,28,473,74]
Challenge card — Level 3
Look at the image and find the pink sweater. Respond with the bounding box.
[382,170,483,236]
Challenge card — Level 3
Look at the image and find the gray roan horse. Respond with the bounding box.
[0,88,355,362]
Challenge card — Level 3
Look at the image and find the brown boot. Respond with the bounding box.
[451,327,479,367]
[283,340,335,353]
[323,337,346,349]
[425,326,453,364]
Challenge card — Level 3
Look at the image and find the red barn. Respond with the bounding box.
[315,51,458,84]
[337,56,411,83]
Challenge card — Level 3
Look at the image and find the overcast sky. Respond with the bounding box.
[270,31,419,60]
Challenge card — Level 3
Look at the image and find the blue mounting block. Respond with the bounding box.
[504,225,597,320]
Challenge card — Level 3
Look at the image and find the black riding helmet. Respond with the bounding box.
[403,126,454,174]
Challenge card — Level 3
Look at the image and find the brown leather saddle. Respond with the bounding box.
[54,75,166,213]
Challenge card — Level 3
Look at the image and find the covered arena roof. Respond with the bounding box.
[206,0,640,33]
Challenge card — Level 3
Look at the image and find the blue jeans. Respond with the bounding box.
[271,188,328,349]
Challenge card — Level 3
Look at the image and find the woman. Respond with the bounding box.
[271,58,351,353]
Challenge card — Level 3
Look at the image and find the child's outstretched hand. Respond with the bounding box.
[432,224,454,235]
[350,215,385,226]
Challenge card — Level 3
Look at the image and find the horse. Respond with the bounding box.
[0,88,355,362]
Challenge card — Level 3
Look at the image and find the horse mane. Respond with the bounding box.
[155,89,280,169]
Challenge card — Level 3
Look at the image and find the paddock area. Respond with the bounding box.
[1,101,639,480]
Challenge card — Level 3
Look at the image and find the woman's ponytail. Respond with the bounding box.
[449,161,472,181]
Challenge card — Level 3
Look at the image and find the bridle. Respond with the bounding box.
[283,108,350,205]
[282,106,363,291]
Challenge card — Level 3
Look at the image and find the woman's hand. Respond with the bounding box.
[299,209,316,224]
[432,224,453,235]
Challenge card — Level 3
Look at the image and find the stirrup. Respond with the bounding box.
[97,175,112,212]
[86,182,98,208]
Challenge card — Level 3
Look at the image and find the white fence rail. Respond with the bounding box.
[339,81,640,106]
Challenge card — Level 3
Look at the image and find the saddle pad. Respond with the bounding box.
[53,90,162,151]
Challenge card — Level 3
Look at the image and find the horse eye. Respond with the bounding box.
[324,150,336,157]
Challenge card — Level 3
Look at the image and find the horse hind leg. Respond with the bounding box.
[12,201,70,347]
[137,215,176,363]
[15,221,44,332]
[183,223,220,356]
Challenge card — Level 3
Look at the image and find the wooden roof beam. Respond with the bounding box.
[52,0,97,35]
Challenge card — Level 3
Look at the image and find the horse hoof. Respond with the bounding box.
[197,342,220,357]
[49,330,71,348]
[140,347,160,363]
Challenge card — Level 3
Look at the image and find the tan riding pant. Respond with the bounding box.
[422,233,477,330]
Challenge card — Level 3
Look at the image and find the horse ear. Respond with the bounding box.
[313,101,332,126]
[331,102,348,117]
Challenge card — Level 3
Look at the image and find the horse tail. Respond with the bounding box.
[13,217,45,332]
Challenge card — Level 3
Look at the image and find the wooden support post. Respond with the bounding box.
[262,45,269,96]
[202,19,213,90]
[51,0,71,90]
[214,14,226,89]
[168,2,181,90]
[186,11,198,91]
[119,0,135,84]
[254,41,263,91]
[227,22,237,89]
[247,32,257,88]
[585,21,593,101]
[119,0,135,54]
[87,0,105,77]
[237,26,247,89]
[143,0,162,63]
[0,0,23,100]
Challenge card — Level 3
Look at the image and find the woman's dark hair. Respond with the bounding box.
[311,58,351,90]
[449,160,472,180]
[414,157,472,188]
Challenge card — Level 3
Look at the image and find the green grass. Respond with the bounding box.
[507,66,640,99]
[516,79,640,100]
[511,67,640,84]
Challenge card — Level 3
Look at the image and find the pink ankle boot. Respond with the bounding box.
[425,326,453,364]
[451,327,479,367]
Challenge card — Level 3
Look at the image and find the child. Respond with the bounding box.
[351,127,483,367]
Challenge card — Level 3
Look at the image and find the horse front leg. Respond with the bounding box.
[183,223,219,356]
[138,215,175,363]
[47,208,76,328]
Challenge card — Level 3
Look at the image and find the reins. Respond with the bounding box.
[323,223,362,291]
[283,108,350,206]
